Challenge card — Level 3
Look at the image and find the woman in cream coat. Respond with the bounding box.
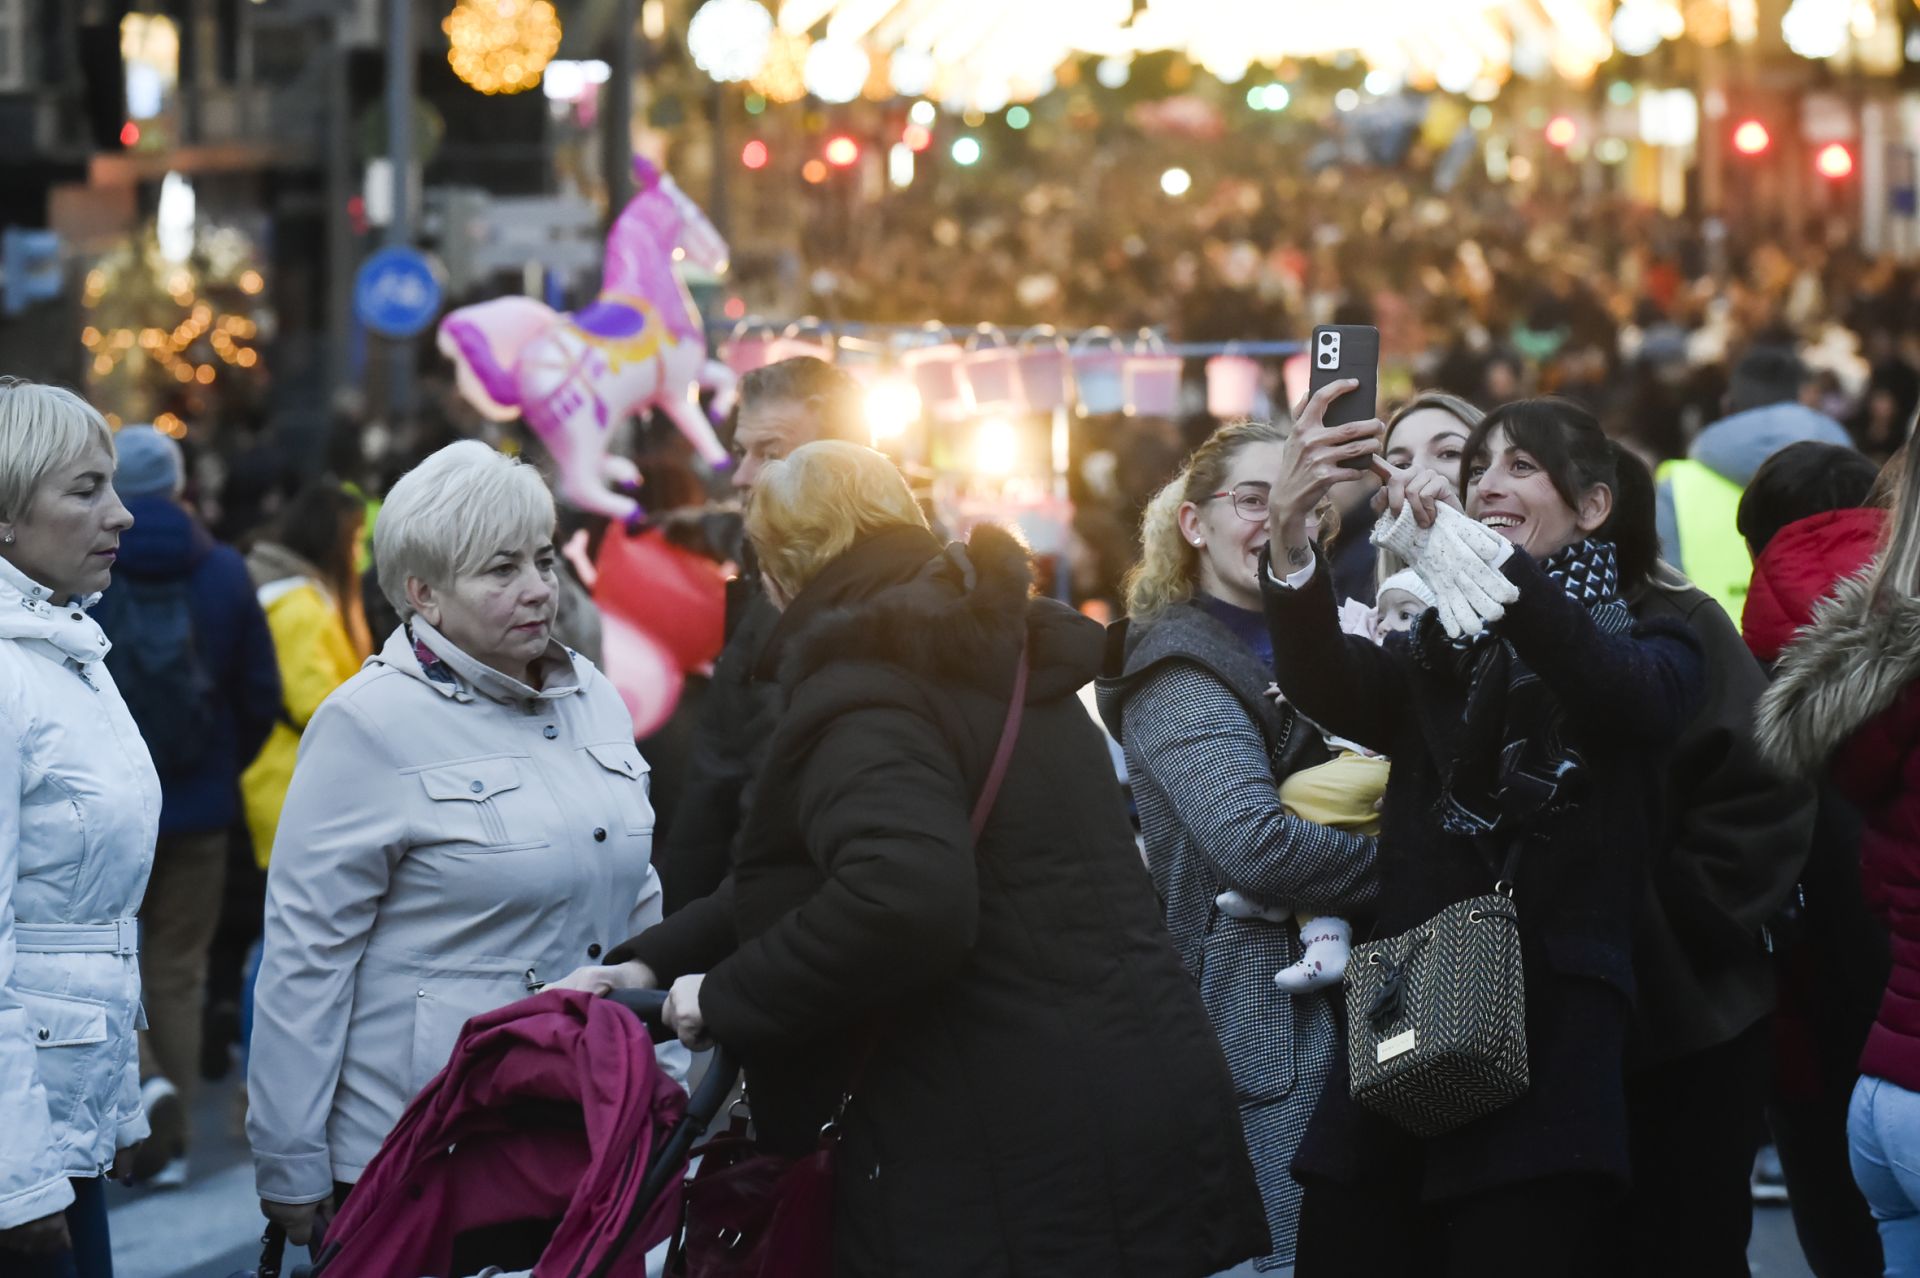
[0,381,156,1275]
[247,441,664,1247]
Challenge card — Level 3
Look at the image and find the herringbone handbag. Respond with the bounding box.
[1343,889,1528,1137]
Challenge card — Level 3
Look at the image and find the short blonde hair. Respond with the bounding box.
[745,441,926,599]
[373,440,556,620]
[0,379,115,522]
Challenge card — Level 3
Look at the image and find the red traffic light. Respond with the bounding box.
[1732,120,1770,156]
[120,121,140,147]
[1544,116,1577,149]
[1816,142,1854,180]
[741,139,769,170]
[824,135,860,167]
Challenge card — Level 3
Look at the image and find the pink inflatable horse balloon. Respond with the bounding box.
[437,158,737,526]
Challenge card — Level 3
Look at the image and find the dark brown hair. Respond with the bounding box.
[736,356,865,444]
[1462,397,1657,591]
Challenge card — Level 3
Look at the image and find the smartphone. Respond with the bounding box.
[1306,324,1381,470]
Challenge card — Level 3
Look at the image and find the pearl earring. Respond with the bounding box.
[2,531,12,545]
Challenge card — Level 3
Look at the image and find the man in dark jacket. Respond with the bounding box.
[652,357,869,912]
[1600,566,1816,1276]
[91,426,280,1186]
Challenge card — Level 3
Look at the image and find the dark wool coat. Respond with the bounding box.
[613,524,1269,1278]
[1261,548,1704,1200]
[1624,570,1815,1068]
[92,495,281,836]
[649,576,782,914]
[1096,600,1378,1270]
[1759,574,1920,1095]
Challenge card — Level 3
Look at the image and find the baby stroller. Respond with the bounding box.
[242,988,737,1278]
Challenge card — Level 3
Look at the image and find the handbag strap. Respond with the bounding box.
[970,633,1030,839]
[832,632,1030,1133]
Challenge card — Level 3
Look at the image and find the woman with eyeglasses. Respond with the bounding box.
[1097,419,1380,1275]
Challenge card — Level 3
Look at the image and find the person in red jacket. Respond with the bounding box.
[1759,435,1920,1273]
[1740,442,1883,666]
[1736,441,1892,1277]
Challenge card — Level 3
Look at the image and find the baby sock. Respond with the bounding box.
[1214,890,1291,924]
[1274,917,1352,993]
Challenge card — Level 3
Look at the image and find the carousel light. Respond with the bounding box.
[1334,88,1360,111]
[443,0,562,95]
[751,30,810,103]
[972,417,1021,476]
[687,0,774,84]
[889,48,937,98]
[1596,137,1631,163]
[1094,57,1131,89]
[1545,115,1578,148]
[865,377,921,441]
[238,269,264,295]
[804,37,870,104]
[1160,167,1193,196]
[1781,0,1851,58]
[802,159,829,183]
[909,100,937,127]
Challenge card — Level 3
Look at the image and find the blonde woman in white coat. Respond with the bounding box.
[0,380,157,1275]
[248,441,666,1249]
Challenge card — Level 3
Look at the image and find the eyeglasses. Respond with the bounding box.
[1208,485,1271,523]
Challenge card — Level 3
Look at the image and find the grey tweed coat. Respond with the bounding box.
[1097,599,1379,1271]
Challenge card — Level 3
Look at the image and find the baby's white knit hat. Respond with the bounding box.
[1377,568,1437,607]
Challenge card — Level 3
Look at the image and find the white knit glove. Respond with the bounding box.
[1371,504,1518,640]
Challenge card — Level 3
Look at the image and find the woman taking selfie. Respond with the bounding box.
[1261,386,1704,1275]
[1097,418,1379,1273]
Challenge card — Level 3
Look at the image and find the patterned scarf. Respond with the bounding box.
[1412,537,1629,849]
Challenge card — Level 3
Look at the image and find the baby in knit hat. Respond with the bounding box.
[1216,570,1436,992]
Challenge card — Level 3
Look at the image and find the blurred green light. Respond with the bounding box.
[745,93,767,115]
[1607,80,1635,106]
[1006,105,1031,130]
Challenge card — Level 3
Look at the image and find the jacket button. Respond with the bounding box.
[588,944,602,959]
[543,725,558,740]
[469,780,485,793]
[36,1027,48,1041]
[593,827,607,842]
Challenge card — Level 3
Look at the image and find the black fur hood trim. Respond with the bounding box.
[767,523,1101,703]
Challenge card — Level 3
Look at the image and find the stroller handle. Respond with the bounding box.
[608,987,669,1030]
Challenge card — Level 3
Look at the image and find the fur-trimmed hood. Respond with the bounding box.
[1755,570,1920,778]
[762,522,1102,705]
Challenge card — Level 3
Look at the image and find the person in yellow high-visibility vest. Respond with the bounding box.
[1656,347,1855,630]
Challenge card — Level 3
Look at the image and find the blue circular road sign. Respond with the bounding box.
[354,246,443,339]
